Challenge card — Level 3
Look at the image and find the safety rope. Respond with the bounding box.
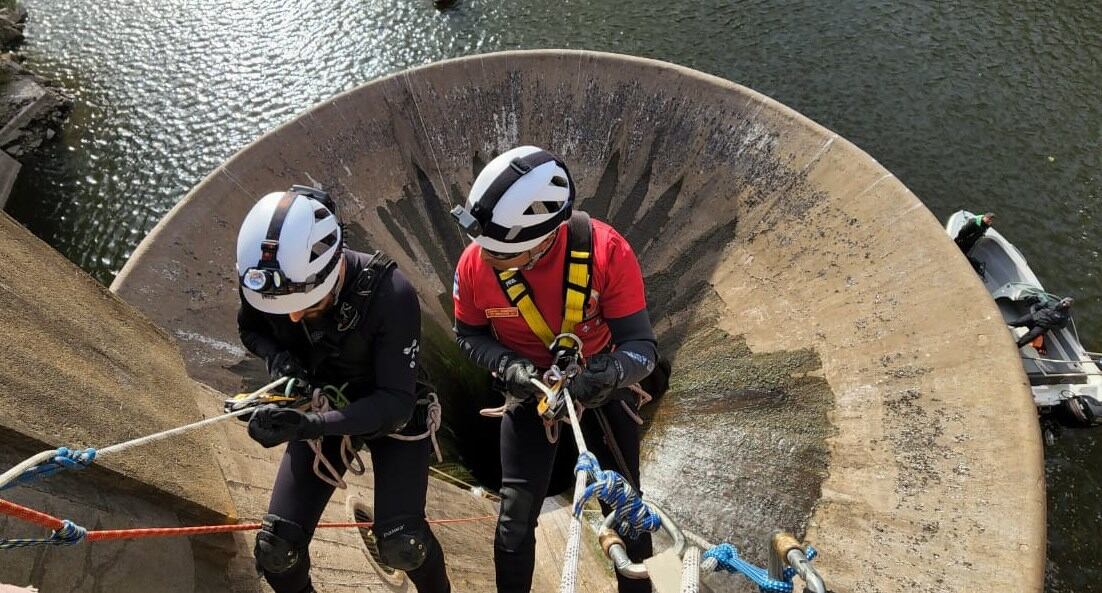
[572,452,659,539]
[389,392,444,463]
[305,384,366,490]
[557,381,589,593]
[427,466,501,502]
[0,378,290,493]
[0,497,494,549]
[0,448,96,492]
[701,543,819,593]
[681,545,701,593]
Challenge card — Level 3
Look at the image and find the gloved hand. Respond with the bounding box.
[247,405,326,448]
[266,351,307,381]
[569,353,623,408]
[499,356,542,400]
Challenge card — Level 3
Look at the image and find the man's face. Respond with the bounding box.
[287,256,344,322]
[982,214,994,225]
[288,292,336,322]
[479,233,557,271]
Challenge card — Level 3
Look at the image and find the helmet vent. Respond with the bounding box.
[550,175,568,188]
[310,231,339,262]
[524,202,551,216]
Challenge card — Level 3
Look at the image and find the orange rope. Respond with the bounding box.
[3,497,496,543]
[0,498,63,531]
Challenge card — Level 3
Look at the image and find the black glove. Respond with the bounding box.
[499,356,542,400]
[569,353,623,408]
[266,351,307,381]
[247,405,326,448]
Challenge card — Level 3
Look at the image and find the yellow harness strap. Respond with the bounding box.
[493,211,593,351]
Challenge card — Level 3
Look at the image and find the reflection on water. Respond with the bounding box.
[7,0,1101,587]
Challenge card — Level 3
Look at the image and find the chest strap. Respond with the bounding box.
[494,211,593,353]
[335,250,396,333]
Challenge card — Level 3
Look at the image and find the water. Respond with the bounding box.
[5,0,1100,589]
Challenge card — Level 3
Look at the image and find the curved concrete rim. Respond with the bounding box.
[112,49,1045,593]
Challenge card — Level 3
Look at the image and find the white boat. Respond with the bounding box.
[946,210,1102,433]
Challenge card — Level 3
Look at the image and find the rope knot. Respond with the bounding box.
[572,452,660,538]
[703,543,819,593]
[51,520,87,546]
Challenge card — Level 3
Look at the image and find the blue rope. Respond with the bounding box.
[572,452,661,538]
[0,520,87,550]
[702,543,819,593]
[0,448,97,491]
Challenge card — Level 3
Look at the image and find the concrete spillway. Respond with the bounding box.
[0,50,1043,592]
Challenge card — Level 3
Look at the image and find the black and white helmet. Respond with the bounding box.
[451,146,574,253]
[236,186,342,315]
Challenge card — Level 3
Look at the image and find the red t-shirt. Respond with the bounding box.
[453,218,648,368]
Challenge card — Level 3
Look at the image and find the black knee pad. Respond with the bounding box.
[495,486,536,553]
[255,513,309,575]
[375,519,432,571]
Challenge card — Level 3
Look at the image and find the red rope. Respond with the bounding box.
[3,498,496,543]
[0,498,64,531]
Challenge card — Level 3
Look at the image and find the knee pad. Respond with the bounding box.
[254,514,309,575]
[495,486,536,553]
[375,519,431,571]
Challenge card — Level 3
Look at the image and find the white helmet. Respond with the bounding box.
[236,186,343,315]
[451,145,574,253]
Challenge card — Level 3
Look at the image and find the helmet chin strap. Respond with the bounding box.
[520,231,558,271]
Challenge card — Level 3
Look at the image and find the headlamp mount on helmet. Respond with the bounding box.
[240,185,342,297]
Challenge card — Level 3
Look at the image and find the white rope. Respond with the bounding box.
[681,545,701,593]
[555,378,590,593]
[97,377,289,457]
[0,450,59,490]
[427,466,501,502]
[306,389,365,490]
[389,393,444,463]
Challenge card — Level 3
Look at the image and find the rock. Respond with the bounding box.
[0,54,73,158]
[0,2,29,25]
[0,2,26,50]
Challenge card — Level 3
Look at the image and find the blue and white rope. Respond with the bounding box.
[702,543,819,593]
[0,448,97,491]
[0,520,87,550]
[572,452,661,539]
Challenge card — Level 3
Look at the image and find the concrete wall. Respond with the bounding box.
[111,50,1045,592]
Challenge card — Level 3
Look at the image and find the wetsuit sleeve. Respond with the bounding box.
[452,248,519,371]
[607,310,658,387]
[455,319,514,371]
[237,292,281,362]
[319,270,420,437]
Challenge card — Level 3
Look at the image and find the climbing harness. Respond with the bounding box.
[493,210,593,352]
[230,375,444,490]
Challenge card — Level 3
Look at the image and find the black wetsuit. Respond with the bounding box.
[1009,300,1072,348]
[238,250,450,593]
[456,313,658,593]
[954,215,991,255]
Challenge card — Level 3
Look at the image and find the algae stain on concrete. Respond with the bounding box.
[642,317,834,574]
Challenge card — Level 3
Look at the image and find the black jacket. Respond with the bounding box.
[1030,301,1071,330]
[238,250,421,438]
